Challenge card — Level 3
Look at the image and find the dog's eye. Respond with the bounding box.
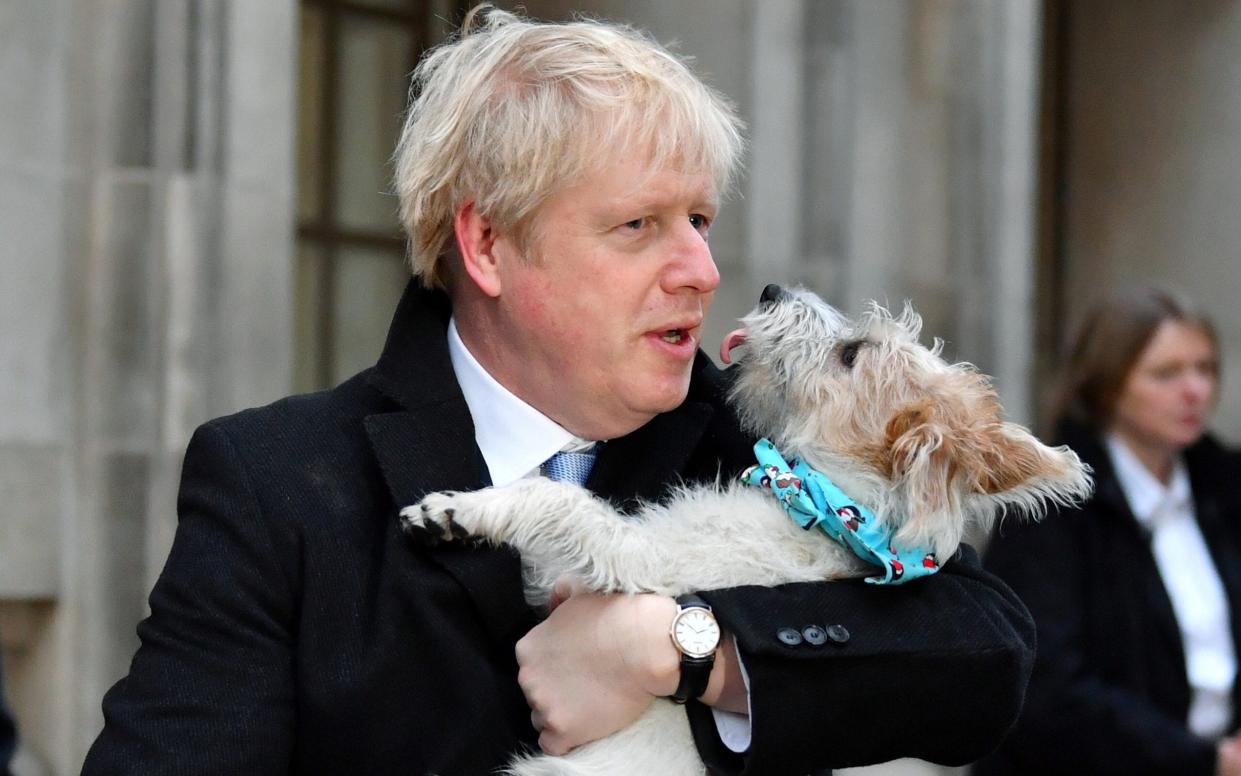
[840,342,861,369]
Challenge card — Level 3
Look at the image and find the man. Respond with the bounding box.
[84,8,1034,774]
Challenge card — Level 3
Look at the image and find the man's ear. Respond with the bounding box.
[453,200,503,298]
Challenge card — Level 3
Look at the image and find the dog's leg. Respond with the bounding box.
[403,479,677,596]
[404,479,613,556]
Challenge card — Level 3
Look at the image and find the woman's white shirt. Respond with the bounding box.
[1107,433,1236,739]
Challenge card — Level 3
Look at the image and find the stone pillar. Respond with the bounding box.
[950,0,1044,426]
[0,1,296,772]
[745,0,807,292]
[1060,0,1241,442]
[796,0,1043,425]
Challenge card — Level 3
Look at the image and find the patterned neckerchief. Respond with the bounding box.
[742,439,940,585]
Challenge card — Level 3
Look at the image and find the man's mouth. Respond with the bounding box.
[651,318,701,351]
[720,329,747,364]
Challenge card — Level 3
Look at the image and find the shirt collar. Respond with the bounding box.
[447,318,593,486]
[1105,432,1192,527]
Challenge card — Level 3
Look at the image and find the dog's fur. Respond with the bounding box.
[401,287,1092,776]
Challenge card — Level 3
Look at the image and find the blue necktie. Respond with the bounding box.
[542,448,597,486]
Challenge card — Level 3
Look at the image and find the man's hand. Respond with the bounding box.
[515,582,681,755]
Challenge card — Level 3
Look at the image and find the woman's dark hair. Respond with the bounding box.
[1050,286,1219,432]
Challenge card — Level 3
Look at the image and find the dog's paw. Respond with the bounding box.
[399,493,473,545]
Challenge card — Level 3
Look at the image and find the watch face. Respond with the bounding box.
[672,607,720,658]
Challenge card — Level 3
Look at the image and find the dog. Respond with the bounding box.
[401,284,1092,776]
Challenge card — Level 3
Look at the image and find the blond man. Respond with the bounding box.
[84,8,1034,774]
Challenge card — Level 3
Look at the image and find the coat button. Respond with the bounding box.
[826,624,850,644]
[777,627,803,646]
[802,625,827,646]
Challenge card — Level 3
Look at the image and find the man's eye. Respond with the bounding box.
[840,342,861,368]
[622,218,646,231]
[689,213,710,231]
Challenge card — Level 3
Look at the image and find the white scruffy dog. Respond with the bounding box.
[401,285,1091,776]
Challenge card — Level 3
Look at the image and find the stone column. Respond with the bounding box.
[0,1,296,772]
[797,0,1043,425]
[1060,0,1241,442]
[745,0,807,292]
[951,0,1044,426]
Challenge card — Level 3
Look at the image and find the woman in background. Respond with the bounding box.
[977,286,1241,775]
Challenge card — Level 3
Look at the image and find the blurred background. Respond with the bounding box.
[1,0,1239,773]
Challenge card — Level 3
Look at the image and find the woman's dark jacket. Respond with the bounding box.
[976,422,1241,775]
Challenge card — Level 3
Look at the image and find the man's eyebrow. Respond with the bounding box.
[602,199,716,216]
[624,195,720,213]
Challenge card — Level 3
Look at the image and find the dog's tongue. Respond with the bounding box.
[720,329,747,364]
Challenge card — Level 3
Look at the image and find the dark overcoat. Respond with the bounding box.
[977,423,1241,775]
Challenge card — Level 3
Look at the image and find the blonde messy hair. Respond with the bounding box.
[393,4,746,289]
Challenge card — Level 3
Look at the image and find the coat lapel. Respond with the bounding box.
[366,405,539,653]
[1187,441,1241,716]
[364,281,536,651]
[1070,430,1185,661]
[1114,479,1184,660]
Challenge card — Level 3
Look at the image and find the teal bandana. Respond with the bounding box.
[742,439,940,585]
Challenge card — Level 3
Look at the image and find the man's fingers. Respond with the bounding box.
[548,577,586,611]
[532,706,574,755]
[538,730,572,757]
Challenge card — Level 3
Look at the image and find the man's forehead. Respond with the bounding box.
[585,159,720,207]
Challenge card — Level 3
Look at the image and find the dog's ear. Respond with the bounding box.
[956,422,1093,516]
[883,402,964,558]
[882,401,1092,558]
[961,424,1063,494]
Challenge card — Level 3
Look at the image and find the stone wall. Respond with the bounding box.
[1060,0,1241,442]
[0,1,296,772]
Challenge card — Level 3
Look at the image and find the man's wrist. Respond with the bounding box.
[623,594,742,708]
[667,594,721,703]
[627,594,681,697]
[697,632,732,706]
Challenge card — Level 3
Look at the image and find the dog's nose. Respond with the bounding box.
[760,284,785,306]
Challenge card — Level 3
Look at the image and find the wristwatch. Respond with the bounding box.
[667,593,721,704]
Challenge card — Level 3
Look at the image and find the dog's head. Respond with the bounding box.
[723,284,1092,559]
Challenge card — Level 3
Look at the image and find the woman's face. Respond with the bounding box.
[1112,320,1218,457]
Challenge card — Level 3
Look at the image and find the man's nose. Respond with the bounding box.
[664,224,720,294]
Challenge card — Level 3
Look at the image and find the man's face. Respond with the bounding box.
[486,158,721,440]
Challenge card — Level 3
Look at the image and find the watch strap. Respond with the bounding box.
[669,593,717,704]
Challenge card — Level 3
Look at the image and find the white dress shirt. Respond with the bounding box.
[447,319,591,486]
[1107,433,1236,739]
[447,318,752,751]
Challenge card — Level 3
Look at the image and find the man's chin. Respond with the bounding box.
[636,382,694,417]
[591,375,693,438]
